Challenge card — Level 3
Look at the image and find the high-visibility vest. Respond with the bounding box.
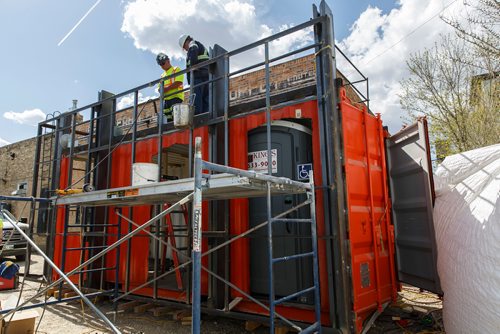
[160,66,184,101]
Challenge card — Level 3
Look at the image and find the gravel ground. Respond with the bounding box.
[0,255,444,333]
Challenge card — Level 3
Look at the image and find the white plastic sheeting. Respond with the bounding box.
[433,143,500,334]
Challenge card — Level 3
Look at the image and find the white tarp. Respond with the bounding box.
[433,143,500,334]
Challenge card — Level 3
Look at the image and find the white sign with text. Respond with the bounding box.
[248,149,277,174]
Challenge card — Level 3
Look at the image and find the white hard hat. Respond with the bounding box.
[178,34,190,49]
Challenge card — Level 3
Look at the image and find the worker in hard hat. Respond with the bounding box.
[156,53,184,123]
[178,34,209,115]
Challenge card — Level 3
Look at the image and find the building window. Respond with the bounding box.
[14,181,28,196]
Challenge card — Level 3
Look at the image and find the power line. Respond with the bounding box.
[363,0,459,65]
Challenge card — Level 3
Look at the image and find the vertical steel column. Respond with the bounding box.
[264,41,275,333]
[309,171,322,332]
[125,91,139,293]
[312,9,337,327]
[82,107,96,285]
[26,124,43,275]
[100,99,116,290]
[156,84,165,300]
[60,113,77,298]
[187,68,195,305]
[222,54,230,310]
[223,56,229,165]
[191,137,203,334]
[114,207,122,311]
[44,117,62,279]
[318,2,351,331]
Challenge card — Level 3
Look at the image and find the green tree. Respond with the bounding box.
[399,34,499,160]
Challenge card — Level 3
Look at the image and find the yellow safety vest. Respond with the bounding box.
[160,66,184,101]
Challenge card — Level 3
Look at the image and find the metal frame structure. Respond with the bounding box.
[18,1,387,333]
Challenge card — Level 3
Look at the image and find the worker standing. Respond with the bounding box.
[178,35,209,115]
[156,53,184,123]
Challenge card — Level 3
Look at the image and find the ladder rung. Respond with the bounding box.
[67,224,119,227]
[81,232,107,237]
[66,245,108,251]
[273,286,316,306]
[73,266,116,275]
[299,322,320,334]
[272,218,312,223]
[272,252,313,264]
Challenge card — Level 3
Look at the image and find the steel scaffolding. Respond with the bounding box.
[20,1,377,332]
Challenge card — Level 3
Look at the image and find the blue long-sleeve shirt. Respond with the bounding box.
[186,40,209,83]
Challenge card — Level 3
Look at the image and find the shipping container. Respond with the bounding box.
[34,1,440,333]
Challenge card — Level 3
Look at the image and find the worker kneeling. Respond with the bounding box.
[156,53,184,123]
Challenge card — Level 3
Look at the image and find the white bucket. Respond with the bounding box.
[173,103,193,129]
[132,163,159,186]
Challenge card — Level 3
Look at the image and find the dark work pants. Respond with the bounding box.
[193,75,209,115]
[163,97,183,122]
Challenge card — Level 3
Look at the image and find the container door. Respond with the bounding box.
[386,118,441,294]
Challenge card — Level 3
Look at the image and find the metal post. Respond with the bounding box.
[125,91,139,294]
[2,220,121,334]
[191,137,203,334]
[309,171,322,332]
[27,125,43,275]
[264,41,275,333]
[114,207,122,310]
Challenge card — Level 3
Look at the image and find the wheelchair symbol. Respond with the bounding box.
[297,163,312,180]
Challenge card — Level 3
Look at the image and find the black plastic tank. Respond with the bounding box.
[248,120,314,304]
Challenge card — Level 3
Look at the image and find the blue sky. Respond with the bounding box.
[0,0,458,146]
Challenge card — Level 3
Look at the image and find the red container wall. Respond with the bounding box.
[52,93,397,331]
[339,87,397,332]
[53,127,211,300]
[227,95,397,331]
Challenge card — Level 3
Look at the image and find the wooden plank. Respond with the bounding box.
[171,309,191,321]
[181,316,193,326]
[151,306,174,317]
[117,300,142,311]
[46,287,57,297]
[134,303,155,313]
[54,289,72,299]
[275,326,289,334]
[63,291,77,298]
[245,320,262,331]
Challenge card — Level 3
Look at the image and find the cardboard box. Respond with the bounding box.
[1,310,38,334]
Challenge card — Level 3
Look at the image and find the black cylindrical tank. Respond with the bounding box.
[248,120,314,304]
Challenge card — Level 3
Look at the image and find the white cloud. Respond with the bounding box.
[117,92,159,110]
[337,0,463,133]
[121,0,312,69]
[3,108,46,126]
[0,137,11,147]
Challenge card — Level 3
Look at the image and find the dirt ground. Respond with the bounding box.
[0,255,444,334]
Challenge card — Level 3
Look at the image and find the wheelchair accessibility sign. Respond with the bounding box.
[297,163,312,181]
